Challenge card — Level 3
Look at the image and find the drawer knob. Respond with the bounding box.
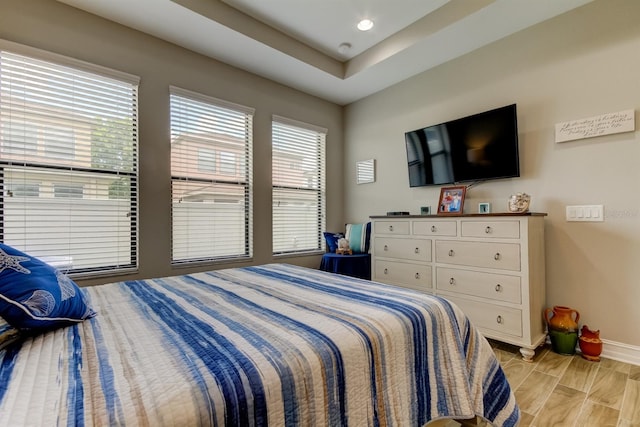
[448,249,455,257]
[414,247,420,254]
[415,272,420,279]
[389,225,394,231]
[494,252,501,261]
[496,315,503,324]
[431,225,437,232]
[384,268,388,274]
[449,277,455,285]
[485,226,492,234]
[495,284,502,292]
[384,245,388,251]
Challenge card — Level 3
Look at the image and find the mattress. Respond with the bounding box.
[0,263,519,426]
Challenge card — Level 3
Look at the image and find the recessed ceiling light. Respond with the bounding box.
[357,19,374,31]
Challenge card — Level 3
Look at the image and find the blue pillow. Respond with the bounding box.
[323,232,344,253]
[0,243,95,332]
[345,222,371,254]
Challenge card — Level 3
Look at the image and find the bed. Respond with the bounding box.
[0,263,519,426]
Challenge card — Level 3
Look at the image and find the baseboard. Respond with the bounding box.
[543,336,640,366]
[601,339,640,366]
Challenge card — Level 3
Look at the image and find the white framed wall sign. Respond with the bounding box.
[356,159,375,184]
[555,109,635,143]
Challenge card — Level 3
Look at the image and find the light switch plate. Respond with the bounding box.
[566,205,604,222]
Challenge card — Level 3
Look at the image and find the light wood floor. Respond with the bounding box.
[430,341,640,427]
[492,341,640,426]
[492,340,640,426]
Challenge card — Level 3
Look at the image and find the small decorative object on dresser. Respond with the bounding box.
[508,192,531,213]
[544,305,580,355]
[479,202,491,214]
[437,186,466,215]
[579,325,603,361]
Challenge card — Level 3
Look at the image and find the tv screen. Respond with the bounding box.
[405,104,520,187]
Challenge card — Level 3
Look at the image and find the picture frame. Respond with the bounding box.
[479,202,491,214]
[437,186,466,215]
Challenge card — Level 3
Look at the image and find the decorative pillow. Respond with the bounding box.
[345,222,371,254]
[323,232,344,253]
[0,243,96,332]
[0,316,21,350]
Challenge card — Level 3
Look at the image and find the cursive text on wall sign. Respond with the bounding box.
[555,109,635,143]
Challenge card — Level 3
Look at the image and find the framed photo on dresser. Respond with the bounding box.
[437,186,466,215]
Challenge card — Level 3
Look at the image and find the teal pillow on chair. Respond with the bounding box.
[345,222,371,254]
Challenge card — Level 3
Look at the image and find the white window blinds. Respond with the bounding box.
[0,44,139,275]
[170,87,253,263]
[272,117,326,254]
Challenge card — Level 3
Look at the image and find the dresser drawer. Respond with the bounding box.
[374,221,410,235]
[374,260,431,292]
[413,221,457,236]
[436,267,521,304]
[445,296,522,337]
[461,221,520,239]
[374,237,431,261]
[435,240,521,271]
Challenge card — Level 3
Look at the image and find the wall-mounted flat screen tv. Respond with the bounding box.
[405,104,520,187]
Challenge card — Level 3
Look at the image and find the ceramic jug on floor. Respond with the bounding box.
[579,325,603,361]
[544,305,580,355]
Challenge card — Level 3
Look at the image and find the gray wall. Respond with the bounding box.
[344,0,640,347]
[0,0,344,285]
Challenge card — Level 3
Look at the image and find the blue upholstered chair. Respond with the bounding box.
[319,222,371,280]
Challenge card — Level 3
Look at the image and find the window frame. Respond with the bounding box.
[0,39,139,277]
[169,86,254,265]
[271,115,327,256]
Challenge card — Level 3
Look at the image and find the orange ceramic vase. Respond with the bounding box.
[579,325,603,362]
[544,306,580,355]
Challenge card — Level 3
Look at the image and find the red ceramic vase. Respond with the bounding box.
[579,325,603,362]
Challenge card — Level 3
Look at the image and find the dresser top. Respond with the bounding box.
[370,212,547,219]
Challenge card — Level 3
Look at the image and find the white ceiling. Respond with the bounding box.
[56,0,593,105]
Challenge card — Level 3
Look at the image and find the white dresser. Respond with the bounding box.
[370,214,546,361]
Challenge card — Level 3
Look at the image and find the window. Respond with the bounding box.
[6,182,40,198]
[1,121,38,155]
[219,151,237,175]
[170,86,253,263]
[272,116,326,254]
[197,148,217,173]
[54,183,83,199]
[0,42,139,274]
[43,125,75,160]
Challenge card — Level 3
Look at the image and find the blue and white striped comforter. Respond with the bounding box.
[0,263,519,426]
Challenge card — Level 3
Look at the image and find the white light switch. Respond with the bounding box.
[566,205,604,222]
